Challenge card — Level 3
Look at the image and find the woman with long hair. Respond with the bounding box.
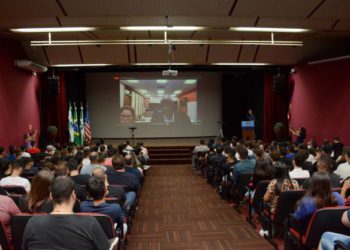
[294,171,343,231]
[19,169,54,213]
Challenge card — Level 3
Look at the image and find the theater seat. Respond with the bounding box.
[233,172,253,212]
[246,180,270,227]
[11,213,40,250]
[2,186,26,195]
[287,206,350,249]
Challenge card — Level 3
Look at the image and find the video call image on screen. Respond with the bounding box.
[119,79,198,125]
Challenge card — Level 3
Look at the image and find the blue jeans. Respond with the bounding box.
[125,191,136,210]
[321,232,350,250]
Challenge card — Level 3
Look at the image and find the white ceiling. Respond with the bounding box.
[1,0,350,66]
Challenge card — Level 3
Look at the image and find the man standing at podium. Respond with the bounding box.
[247,109,255,122]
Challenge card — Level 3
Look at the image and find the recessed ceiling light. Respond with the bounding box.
[230,27,309,33]
[157,89,165,94]
[173,90,182,94]
[156,79,168,84]
[133,63,191,66]
[184,79,197,84]
[139,89,148,94]
[120,26,204,31]
[11,27,96,33]
[211,63,270,66]
[51,63,111,67]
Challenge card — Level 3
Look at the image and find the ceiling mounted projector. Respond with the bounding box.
[15,60,48,73]
[162,69,178,76]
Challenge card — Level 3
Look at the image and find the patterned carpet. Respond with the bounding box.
[127,165,273,250]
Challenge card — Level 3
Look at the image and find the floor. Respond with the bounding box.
[127,165,273,250]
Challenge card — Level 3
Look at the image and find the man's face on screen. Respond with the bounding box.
[120,109,134,123]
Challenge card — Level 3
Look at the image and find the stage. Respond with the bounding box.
[102,137,214,147]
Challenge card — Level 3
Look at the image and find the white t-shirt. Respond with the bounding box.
[289,167,310,179]
[334,162,350,180]
[82,158,91,167]
[194,145,209,153]
[0,176,31,192]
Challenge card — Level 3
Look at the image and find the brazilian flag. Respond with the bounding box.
[73,104,80,146]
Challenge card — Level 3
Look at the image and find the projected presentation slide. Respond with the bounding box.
[119,79,198,125]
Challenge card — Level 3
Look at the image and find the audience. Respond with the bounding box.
[22,176,110,250]
[0,160,31,192]
[289,151,310,179]
[232,148,255,186]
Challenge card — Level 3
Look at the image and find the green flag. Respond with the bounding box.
[79,103,85,145]
[73,103,80,146]
[68,103,74,142]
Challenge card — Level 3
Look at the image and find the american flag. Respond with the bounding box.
[84,106,91,143]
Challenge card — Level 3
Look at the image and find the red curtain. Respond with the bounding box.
[40,72,68,146]
[263,73,289,142]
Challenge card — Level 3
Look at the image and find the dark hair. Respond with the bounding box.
[27,170,54,212]
[54,160,68,177]
[23,157,34,165]
[50,176,75,205]
[200,139,205,145]
[254,159,273,182]
[294,151,306,167]
[100,145,106,153]
[254,148,265,159]
[317,155,332,172]
[270,151,281,162]
[274,162,294,195]
[120,106,135,117]
[279,146,288,157]
[67,158,79,171]
[305,171,338,208]
[83,148,91,158]
[238,148,248,160]
[112,154,125,170]
[322,145,332,155]
[0,147,4,155]
[11,160,23,170]
[86,177,106,200]
[107,148,117,158]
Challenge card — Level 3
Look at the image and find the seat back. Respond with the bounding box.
[274,189,306,224]
[8,194,22,207]
[252,180,271,213]
[0,221,11,250]
[304,207,350,248]
[2,186,26,195]
[236,172,253,200]
[11,213,36,250]
[76,213,115,239]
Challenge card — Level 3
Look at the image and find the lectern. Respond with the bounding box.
[241,121,255,140]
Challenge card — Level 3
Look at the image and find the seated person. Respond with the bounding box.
[106,155,140,210]
[22,176,110,250]
[19,169,54,213]
[303,155,341,189]
[0,194,21,241]
[80,152,106,176]
[68,157,90,186]
[250,159,274,190]
[334,150,350,180]
[293,172,343,231]
[22,157,39,176]
[92,168,126,206]
[81,177,125,228]
[232,148,255,186]
[289,151,310,179]
[54,160,86,202]
[124,154,143,185]
[151,99,191,125]
[0,160,31,192]
[319,207,350,250]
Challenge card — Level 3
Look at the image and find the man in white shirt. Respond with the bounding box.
[0,160,31,192]
[289,151,310,179]
[194,140,209,153]
[334,151,350,180]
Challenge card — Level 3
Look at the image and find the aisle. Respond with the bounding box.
[128,165,272,250]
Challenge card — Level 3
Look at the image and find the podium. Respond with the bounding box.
[241,121,255,140]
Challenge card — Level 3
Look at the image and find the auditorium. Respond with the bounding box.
[1,1,350,249]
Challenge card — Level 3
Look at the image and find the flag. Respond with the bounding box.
[84,105,91,143]
[73,103,80,146]
[79,103,85,145]
[68,103,74,142]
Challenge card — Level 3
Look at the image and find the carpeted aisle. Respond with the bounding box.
[127,165,273,250]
